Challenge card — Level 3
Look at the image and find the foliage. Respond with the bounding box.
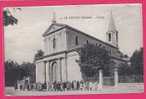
[34,49,44,60]
[5,60,35,86]
[77,44,113,79]
[20,62,36,82]
[130,47,143,75]
[5,60,24,86]
[118,63,131,76]
[118,47,143,82]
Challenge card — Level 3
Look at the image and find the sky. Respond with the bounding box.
[4,3,143,64]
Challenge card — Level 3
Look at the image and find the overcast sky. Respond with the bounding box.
[4,3,143,64]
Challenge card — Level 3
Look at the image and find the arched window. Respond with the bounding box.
[53,38,56,48]
[108,33,111,41]
[86,40,89,44]
[75,36,78,45]
[116,32,118,41]
[99,44,102,47]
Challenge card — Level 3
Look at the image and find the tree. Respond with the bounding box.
[20,62,36,83]
[3,9,18,26]
[130,47,143,75]
[118,63,131,76]
[5,60,25,86]
[34,49,44,60]
[5,60,36,86]
[77,44,113,80]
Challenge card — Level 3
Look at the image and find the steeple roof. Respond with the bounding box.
[108,11,117,32]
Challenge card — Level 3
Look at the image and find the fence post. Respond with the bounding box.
[114,68,118,87]
[98,69,103,89]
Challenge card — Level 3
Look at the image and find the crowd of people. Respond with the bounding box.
[15,80,100,91]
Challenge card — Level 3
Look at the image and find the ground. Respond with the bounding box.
[5,83,144,96]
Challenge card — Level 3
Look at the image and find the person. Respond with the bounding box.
[63,81,66,91]
[53,81,57,91]
[37,82,42,91]
[19,85,22,91]
[71,81,74,90]
[32,83,36,90]
[14,83,17,90]
[80,81,84,91]
[42,83,47,91]
[66,81,70,91]
[49,82,52,91]
[56,82,60,91]
[60,82,63,91]
[27,84,30,91]
[77,81,80,90]
[47,82,51,91]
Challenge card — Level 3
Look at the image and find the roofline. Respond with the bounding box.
[43,24,66,37]
[35,47,126,62]
[43,23,118,49]
[65,25,118,49]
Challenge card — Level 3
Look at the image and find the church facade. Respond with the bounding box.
[35,12,127,85]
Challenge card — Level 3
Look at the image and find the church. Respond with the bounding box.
[35,11,127,86]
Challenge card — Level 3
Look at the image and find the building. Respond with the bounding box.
[35,11,127,86]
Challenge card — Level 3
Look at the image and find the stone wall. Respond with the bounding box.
[44,28,67,55]
[35,52,69,83]
[67,51,82,81]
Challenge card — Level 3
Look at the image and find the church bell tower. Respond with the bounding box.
[106,11,118,48]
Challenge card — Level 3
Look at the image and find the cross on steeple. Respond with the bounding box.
[52,12,56,23]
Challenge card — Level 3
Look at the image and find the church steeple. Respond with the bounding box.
[106,11,118,48]
[108,11,116,32]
